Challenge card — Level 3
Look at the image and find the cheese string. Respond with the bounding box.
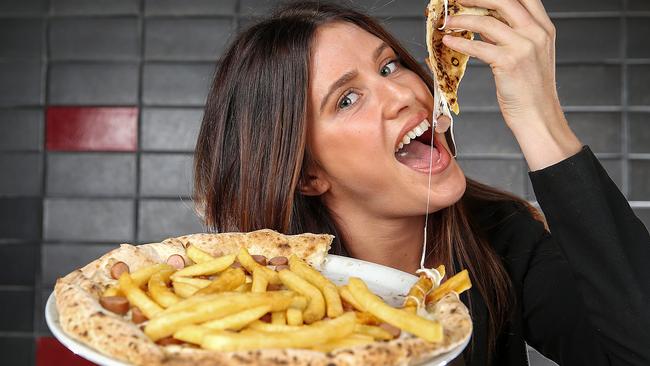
[438,0,449,30]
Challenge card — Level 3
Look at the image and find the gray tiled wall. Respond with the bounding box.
[0,1,648,365]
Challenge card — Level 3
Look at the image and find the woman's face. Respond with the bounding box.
[306,22,466,219]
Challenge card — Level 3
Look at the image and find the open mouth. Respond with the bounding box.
[394,119,443,171]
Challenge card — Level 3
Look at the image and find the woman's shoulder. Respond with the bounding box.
[468,197,549,255]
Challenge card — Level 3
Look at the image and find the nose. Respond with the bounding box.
[379,77,417,120]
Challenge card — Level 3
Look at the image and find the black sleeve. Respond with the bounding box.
[526,146,650,365]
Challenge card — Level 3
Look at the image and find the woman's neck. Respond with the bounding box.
[332,209,426,275]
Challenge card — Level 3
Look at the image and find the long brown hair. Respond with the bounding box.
[194,1,541,361]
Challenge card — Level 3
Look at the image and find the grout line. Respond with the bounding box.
[134,0,146,244]
[621,0,630,198]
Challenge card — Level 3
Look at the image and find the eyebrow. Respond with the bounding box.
[319,42,390,113]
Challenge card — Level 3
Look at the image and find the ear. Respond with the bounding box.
[298,169,330,196]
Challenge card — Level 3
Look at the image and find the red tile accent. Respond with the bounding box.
[36,337,96,366]
[46,107,138,151]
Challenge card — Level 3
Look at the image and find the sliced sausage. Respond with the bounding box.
[260,313,272,323]
[341,300,355,312]
[268,256,288,266]
[156,336,184,346]
[231,261,243,269]
[379,322,401,338]
[131,307,147,324]
[166,254,185,270]
[110,261,130,280]
[267,284,283,291]
[251,255,267,266]
[274,264,289,271]
[99,296,129,315]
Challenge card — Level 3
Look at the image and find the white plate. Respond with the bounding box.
[46,254,469,366]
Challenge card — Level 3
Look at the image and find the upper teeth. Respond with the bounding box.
[396,119,431,152]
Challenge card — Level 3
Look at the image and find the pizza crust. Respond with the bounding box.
[54,229,472,365]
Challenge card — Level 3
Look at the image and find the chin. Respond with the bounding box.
[431,160,467,211]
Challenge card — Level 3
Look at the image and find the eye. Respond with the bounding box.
[337,90,360,110]
[380,59,399,76]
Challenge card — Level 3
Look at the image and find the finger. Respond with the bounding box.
[458,0,534,29]
[446,15,522,46]
[476,33,497,45]
[441,35,499,65]
[515,0,555,35]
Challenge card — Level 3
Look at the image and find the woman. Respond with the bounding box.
[194,1,650,365]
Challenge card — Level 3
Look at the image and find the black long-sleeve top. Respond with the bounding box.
[462,146,650,365]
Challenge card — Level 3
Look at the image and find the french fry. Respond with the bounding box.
[144,292,295,340]
[425,269,472,304]
[403,275,433,313]
[131,263,172,288]
[288,255,343,318]
[247,321,301,332]
[354,311,382,325]
[348,277,443,343]
[162,293,228,315]
[173,325,212,345]
[149,268,181,308]
[171,253,236,278]
[102,286,121,297]
[286,308,303,326]
[196,268,246,295]
[118,272,164,319]
[354,324,394,341]
[234,283,252,292]
[186,245,215,263]
[339,285,366,312]
[203,304,271,331]
[237,248,281,285]
[172,276,212,288]
[271,311,286,325]
[311,334,374,352]
[251,268,268,293]
[278,269,325,324]
[173,281,199,298]
[202,312,356,351]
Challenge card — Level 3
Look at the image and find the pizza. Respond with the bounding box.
[425,0,506,116]
[54,229,472,365]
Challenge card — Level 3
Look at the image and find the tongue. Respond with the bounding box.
[395,140,440,170]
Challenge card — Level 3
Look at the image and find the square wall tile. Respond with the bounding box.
[145,18,234,61]
[48,62,138,105]
[0,61,42,107]
[140,154,193,197]
[0,198,41,240]
[554,18,620,61]
[0,153,43,196]
[381,18,427,62]
[240,0,281,17]
[349,0,427,17]
[50,18,139,60]
[557,65,620,106]
[0,289,34,332]
[38,289,52,335]
[44,199,134,242]
[51,0,139,15]
[566,113,621,154]
[41,244,117,286]
[458,159,526,196]
[46,153,135,196]
[542,0,621,12]
[629,65,650,106]
[0,0,46,15]
[453,112,520,155]
[0,19,44,59]
[143,63,215,106]
[0,109,43,151]
[457,66,498,108]
[599,159,623,191]
[628,18,650,59]
[628,0,650,11]
[138,199,203,243]
[0,337,34,366]
[0,244,37,286]
[629,113,650,154]
[141,108,202,151]
[46,107,137,152]
[145,0,237,15]
[629,160,650,201]
[634,208,650,231]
